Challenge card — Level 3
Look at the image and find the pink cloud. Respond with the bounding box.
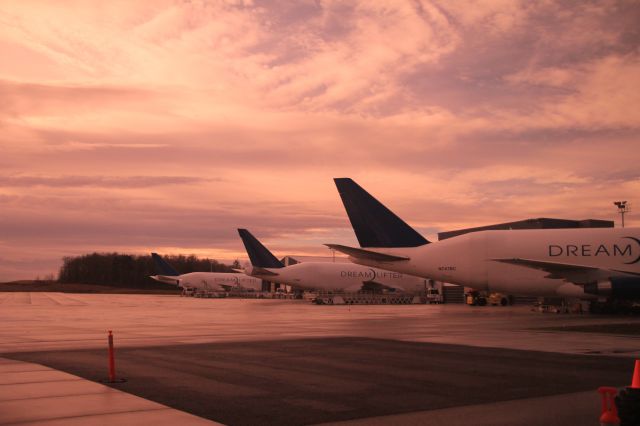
[0,1,638,280]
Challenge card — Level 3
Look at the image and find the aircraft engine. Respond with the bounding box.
[584,277,640,299]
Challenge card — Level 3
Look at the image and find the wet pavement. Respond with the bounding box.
[1,293,639,425]
[5,338,633,426]
[1,292,639,357]
[319,390,603,426]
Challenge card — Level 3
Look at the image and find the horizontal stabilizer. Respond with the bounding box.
[149,274,180,285]
[325,244,410,262]
[248,266,279,276]
[334,178,429,248]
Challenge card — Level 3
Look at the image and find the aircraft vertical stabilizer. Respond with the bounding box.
[151,253,180,276]
[334,178,430,247]
[237,229,285,268]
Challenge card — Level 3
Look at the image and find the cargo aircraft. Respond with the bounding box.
[237,229,428,293]
[327,178,640,300]
[150,253,263,293]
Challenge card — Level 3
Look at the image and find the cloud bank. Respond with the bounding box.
[1,0,638,279]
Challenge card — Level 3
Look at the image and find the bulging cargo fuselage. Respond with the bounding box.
[248,261,427,293]
[151,272,263,292]
[345,228,640,298]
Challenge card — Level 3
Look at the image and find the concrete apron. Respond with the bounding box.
[0,357,220,426]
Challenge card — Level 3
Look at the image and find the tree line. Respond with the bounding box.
[58,252,239,288]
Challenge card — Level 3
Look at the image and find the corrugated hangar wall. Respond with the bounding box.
[443,285,464,303]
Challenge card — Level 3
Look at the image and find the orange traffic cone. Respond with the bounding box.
[631,360,640,389]
[598,386,620,426]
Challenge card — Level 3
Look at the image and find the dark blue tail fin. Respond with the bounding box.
[237,229,285,268]
[151,253,180,276]
[334,178,430,248]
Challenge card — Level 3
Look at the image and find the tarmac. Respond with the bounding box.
[319,390,602,426]
[1,292,639,425]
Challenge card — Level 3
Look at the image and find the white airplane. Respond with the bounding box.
[150,253,263,293]
[237,229,428,293]
[327,178,640,300]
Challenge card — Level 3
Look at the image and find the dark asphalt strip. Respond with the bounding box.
[5,338,632,426]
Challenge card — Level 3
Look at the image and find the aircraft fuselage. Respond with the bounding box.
[347,228,640,297]
[151,272,263,292]
[248,261,427,292]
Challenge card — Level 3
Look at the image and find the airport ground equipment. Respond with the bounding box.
[488,292,510,306]
[465,291,512,307]
[193,291,227,298]
[187,290,297,299]
[312,291,425,305]
[425,288,443,304]
[589,299,640,314]
[615,359,640,425]
[181,288,196,297]
[465,290,487,306]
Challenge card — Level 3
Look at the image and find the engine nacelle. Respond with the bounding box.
[584,277,640,300]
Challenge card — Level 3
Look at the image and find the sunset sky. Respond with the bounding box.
[1,0,639,280]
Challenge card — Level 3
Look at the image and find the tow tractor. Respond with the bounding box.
[466,290,510,306]
[465,290,487,306]
[426,288,443,304]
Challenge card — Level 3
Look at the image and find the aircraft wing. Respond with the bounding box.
[492,258,612,284]
[325,244,410,262]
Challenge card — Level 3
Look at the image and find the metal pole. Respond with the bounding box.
[107,330,115,382]
[614,201,628,228]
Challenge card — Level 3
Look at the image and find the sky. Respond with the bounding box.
[1,0,639,281]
